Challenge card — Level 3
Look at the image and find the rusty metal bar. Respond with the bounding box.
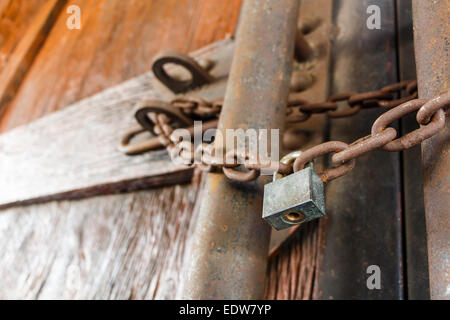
[318,0,404,299]
[412,0,449,300]
[396,0,429,299]
[180,0,299,299]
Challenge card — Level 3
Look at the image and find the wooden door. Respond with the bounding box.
[0,0,429,300]
[0,0,241,299]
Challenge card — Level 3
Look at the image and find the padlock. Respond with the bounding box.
[262,151,325,230]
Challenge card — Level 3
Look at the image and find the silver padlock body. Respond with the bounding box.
[262,167,325,230]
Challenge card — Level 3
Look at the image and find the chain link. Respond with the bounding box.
[124,80,449,183]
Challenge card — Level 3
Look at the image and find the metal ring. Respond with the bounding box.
[171,96,220,119]
[381,80,411,93]
[331,128,397,164]
[348,90,392,108]
[378,92,418,109]
[378,80,418,109]
[221,149,260,182]
[118,125,163,155]
[169,98,197,114]
[327,92,361,118]
[194,143,216,172]
[371,99,445,151]
[293,141,356,183]
[272,150,302,181]
[152,50,214,94]
[134,100,193,135]
[406,80,418,95]
[222,167,260,181]
[171,96,210,108]
[286,107,311,122]
[416,90,450,125]
[287,94,309,107]
[286,97,311,122]
[299,101,338,113]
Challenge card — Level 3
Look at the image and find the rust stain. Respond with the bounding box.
[413,0,450,300]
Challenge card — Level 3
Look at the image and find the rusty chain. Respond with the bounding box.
[124,79,449,183]
[136,98,292,181]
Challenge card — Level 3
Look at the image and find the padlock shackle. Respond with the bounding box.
[273,150,313,181]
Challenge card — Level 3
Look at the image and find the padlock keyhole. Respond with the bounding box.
[282,211,306,224]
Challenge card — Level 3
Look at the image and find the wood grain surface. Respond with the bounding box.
[0,0,332,300]
[0,39,233,208]
[0,0,242,300]
[0,0,242,132]
[0,1,48,70]
[0,0,66,118]
[0,172,204,299]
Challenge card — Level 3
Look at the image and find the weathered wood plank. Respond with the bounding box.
[0,172,204,299]
[0,0,66,118]
[264,220,325,300]
[0,39,234,208]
